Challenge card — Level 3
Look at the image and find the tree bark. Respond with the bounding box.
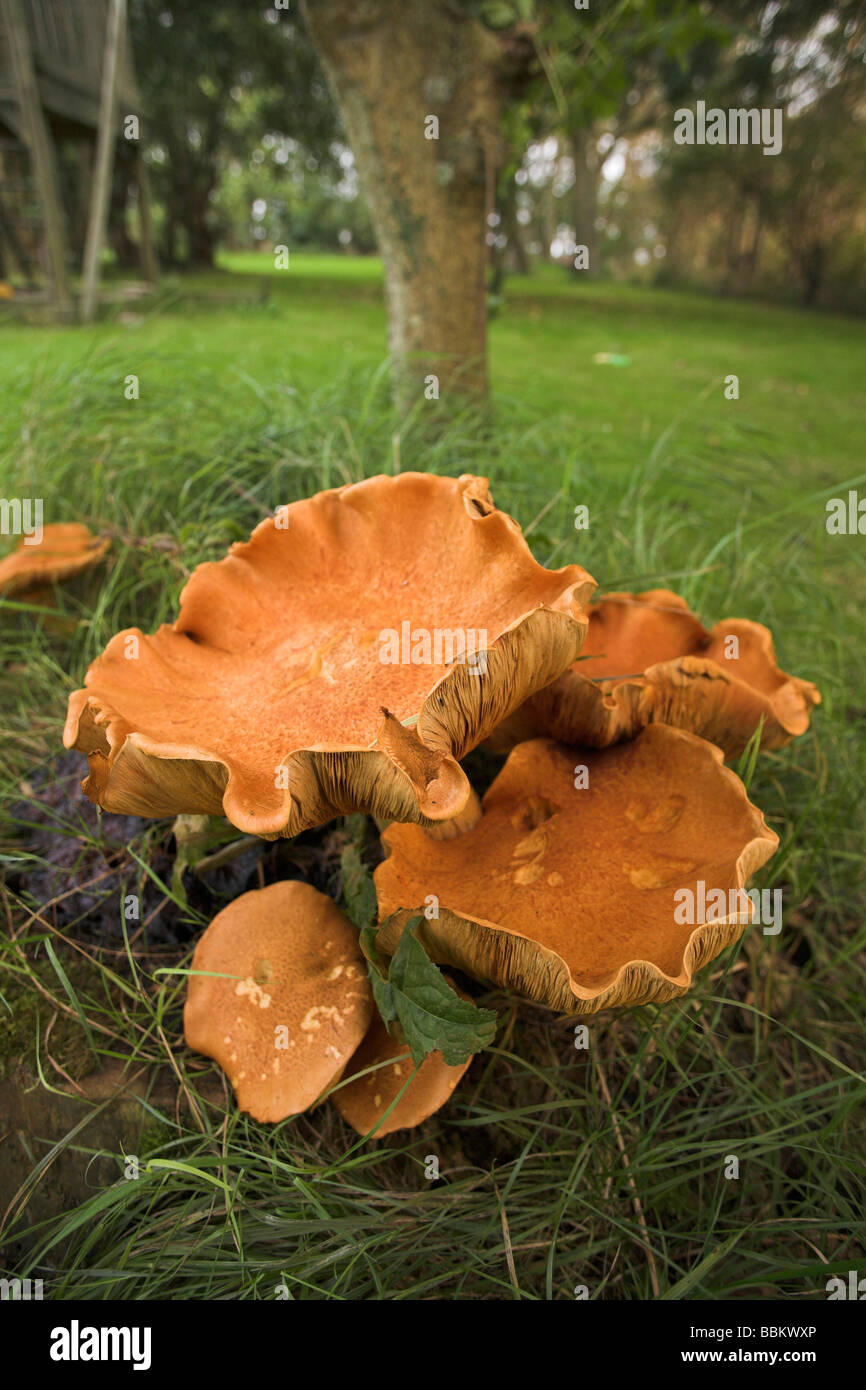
[303,0,519,409]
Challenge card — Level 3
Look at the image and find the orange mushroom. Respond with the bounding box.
[375,724,778,1014]
[333,980,473,1136]
[64,473,594,837]
[184,880,373,1122]
[0,523,109,597]
[490,589,820,759]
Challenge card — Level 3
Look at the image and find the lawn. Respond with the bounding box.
[0,256,864,1299]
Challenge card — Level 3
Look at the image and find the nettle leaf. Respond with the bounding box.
[369,915,497,1067]
[360,915,406,1032]
[340,842,377,932]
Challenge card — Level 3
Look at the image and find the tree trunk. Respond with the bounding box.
[161,213,177,269]
[488,174,524,297]
[800,242,825,307]
[569,128,599,278]
[741,201,763,289]
[108,143,139,271]
[185,201,217,269]
[302,0,516,409]
[500,174,529,277]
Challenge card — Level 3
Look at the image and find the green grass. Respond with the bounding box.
[0,257,864,1299]
[4,249,864,490]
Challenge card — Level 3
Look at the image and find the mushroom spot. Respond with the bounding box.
[626,795,686,833]
[300,1004,345,1033]
[510,796,559,832]
[514,861,544,886]
[235,977,272,1009]
[624,856,694,890]
[513,828,548,859]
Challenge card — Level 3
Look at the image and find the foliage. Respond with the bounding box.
[128,0,340,266]
[361,917,497,1066]
[106,1,866,307]
[655,0,866,304]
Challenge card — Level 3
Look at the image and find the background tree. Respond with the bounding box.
[656,0,866,304]
[300,0,736,403]
[302,0,537,408]
[102,2,865,340]
[127,0,339,268]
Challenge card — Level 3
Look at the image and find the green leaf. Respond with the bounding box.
[358,921,394,1029]
[358,921,385,973]
[340,842,377,932]
[371,917,497,1067]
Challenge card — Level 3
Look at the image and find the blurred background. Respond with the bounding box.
[2,1,864,316]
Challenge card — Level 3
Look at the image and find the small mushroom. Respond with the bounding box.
[375,724,778,1014]
[64,473,594,837]
[490,589,820,758]
[184,880,373,1122]
[0,523,109,597]
[333,981,473,1136]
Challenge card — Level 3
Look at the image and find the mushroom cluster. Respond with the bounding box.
[64,473,819,1133]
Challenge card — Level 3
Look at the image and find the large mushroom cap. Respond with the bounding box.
[490,589,820,758]
[64,473,594,837]
[0,523,109,597]
[333,983,473,1136]
[184,880,373,1122]
[375,724,778,1014]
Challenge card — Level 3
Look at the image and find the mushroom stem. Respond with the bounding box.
[193,836,262,877]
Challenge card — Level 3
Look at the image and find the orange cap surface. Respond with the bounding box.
[376,725,778,1013]
[184,880,373,1122]
[333,986,472,1137]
